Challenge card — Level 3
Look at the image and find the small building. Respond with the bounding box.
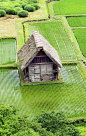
[18,31,62,82]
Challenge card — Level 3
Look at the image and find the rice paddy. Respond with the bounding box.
[66,17,86,57]
[29,20,76,60]
[0,38,16,65]
[73,29,86,57]
[0,69,20,107]
[54,0,86,15]
[21,65,86,119]
[0,65,86,120]
[0,0,86,123]
[67,17,86,27]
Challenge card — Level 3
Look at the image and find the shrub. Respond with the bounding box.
[0,10,6,17]
[35,112,80,135]
[6,8,17,15]
[18,1,24,5]
[32,4,40,10]
[14,4,22,8]
[31,0,38,3]
[0,6,4,10]
[22,3,27,9]
[18,10,28,17]
[15,7,23,13]
[84,119,86,123]
[24,5,35,12]
[27,1,33,4]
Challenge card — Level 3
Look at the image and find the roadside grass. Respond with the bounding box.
[38,0,48,19]
[0,38,16,65]
[73,29,86,57]
[54,0,86,15]
[47,1,56,17]
[29,20,76,61]
[67,17,86,27]
[15,20,25,51]
[0,65,86,120]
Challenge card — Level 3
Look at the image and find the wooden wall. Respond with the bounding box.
[23,50,58,82]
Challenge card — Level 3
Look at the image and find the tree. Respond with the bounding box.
[0,105,80,136]
[0,105,53,136]
[35,111,80,136]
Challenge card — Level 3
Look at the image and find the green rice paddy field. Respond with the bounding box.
[29,20,76,60]
[0,66,86,120]
[73,29,86,57]
[0,8,86,123]
[0,38,16,65]
[54,0,86,15]
[67,17,86,27]
[67,17,86,57]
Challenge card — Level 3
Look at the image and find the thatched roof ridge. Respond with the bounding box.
[18,30,62,70]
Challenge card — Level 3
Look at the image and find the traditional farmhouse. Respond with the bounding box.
[18,31,62,82]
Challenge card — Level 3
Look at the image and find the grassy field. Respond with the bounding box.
[29,20,76,61]
[0,20,17,38]
[54,0,86,15]
[0,38,16,65]
[0,65,86,120]
[73,29,86,57]
[67,17,86,27]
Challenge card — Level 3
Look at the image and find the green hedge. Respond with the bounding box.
[5,8,17,15]
[31,0,38,3]
[15,7,23,13]
[22,3,27,9]
[18,10,28,17]
[14,4,22,8]
[32,3,40,10]
[24,5,35,12]
[0,10,6,17]
[0,6,4,10]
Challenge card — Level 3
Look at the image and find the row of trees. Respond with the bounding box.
[0,105,80,136]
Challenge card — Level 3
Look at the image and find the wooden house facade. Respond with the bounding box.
[18,31,62,82]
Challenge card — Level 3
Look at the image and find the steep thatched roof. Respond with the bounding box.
[18,31,62,70]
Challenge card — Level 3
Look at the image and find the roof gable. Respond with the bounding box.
[18,31,62,70]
